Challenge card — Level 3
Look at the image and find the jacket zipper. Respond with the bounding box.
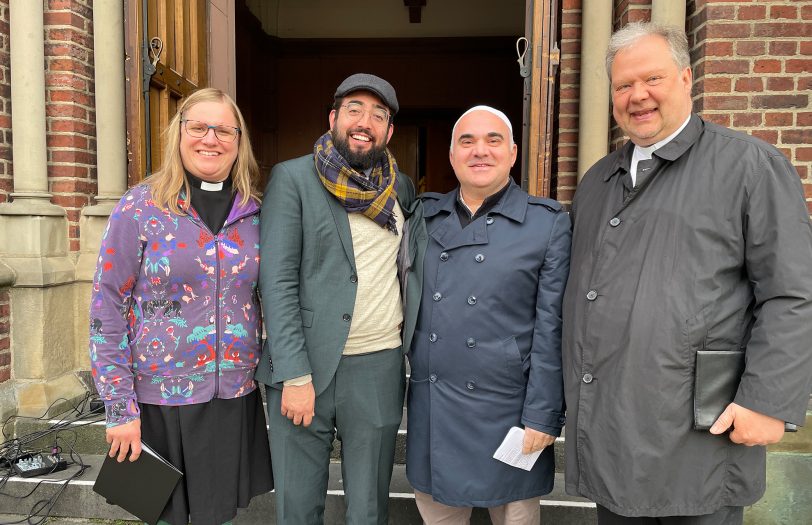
[213,233,221,398]
[191,203,258,399]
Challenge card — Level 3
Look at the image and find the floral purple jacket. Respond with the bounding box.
[89,184,262,427]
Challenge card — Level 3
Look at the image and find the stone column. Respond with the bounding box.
[0,0,84,417]
[75,0,129,375]
[651,1,687,29]
[576,0,612,181]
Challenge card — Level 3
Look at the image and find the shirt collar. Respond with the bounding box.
[633,115,691,161]
[604,113,704,181]
[456,179,511,218]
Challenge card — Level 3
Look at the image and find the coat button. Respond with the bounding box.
[433,292,442,301]
[586,290,598,301]
[474,253,485,263]
[486,217,494,225]
[609,217,621,227]
[440,252,449,261]
[582,373,594,384]
[466,338,476,348]
[430,374,437,383]
[467,296,477,305]
[342,313,351,322]
[466,381,476,390]
[429,332,438,343]
[350,274,358,283]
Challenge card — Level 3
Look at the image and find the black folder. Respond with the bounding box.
[93,441,183,525]
[693,350,797,432]
[693,350,745,430]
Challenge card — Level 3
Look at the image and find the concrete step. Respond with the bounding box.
[12,407,567,473]
[0,456,596,524]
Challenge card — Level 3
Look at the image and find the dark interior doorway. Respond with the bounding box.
[234,0,526,192]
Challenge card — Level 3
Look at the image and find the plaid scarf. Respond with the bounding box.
[314,131,400,234]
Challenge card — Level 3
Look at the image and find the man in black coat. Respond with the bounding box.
[563,22,812,524]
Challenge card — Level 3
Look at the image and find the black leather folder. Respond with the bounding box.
[92,441,183,525]
[693,350,797,432]
[693,349,745,430]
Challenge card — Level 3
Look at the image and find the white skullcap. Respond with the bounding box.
[450,105,514,149]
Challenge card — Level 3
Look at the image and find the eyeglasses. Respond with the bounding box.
[182,119,241,143]
[340,102,390,126]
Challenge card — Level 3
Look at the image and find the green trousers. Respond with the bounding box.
[265,347,405,525]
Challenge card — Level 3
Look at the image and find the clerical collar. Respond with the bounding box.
[633,115,691,160]
[630,115,691,185]
[185,171,232,192]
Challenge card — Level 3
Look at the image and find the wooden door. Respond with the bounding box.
[125,0,208,183]
[522,0,559,197]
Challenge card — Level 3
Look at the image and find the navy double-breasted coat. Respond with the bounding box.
[405,181,571,507]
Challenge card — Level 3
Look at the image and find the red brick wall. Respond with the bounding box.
[554,1,812,214]
[555,0,581,205]
[614,0,652,28]
[0,0,10,204]
[45,0,96,252]
[690,0,812,213]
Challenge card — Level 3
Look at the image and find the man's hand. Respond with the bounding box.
[709,402,785,446]
[522,427,556,454]
[106,419,142,463]
[281,382,316,427]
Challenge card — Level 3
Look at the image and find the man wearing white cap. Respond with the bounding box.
[405,106,571,523]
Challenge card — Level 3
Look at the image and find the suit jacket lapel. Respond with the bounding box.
[321,184,356,269]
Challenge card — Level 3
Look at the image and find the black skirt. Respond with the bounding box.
[139,388,274,525]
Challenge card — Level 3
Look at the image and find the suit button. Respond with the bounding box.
[430,374,437,383]
[467,296,477,305]
[466,338,476,348]
[440,252,449,261]
[486,217,494,225]
[342,313,351,322]
[350,274,358,283]
[433,292,442,301]
[466,381,476,390]
[474,253,485,263]
[582,373,594,384]
[586,290,598,301]
[429,333,438,343]
[609,217,621,227]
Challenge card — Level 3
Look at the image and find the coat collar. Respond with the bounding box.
[424,180,528,250]
[424,179,527,223]
[604,113,704,182]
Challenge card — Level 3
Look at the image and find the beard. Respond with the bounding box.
[331,126,388,171]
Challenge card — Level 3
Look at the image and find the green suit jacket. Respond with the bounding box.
[254,154,426,394]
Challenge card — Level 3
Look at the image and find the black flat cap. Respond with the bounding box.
[334,73,399,115]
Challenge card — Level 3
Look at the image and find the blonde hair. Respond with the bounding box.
[145,87,260,214]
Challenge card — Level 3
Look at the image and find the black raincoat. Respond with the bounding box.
[563,115,812,516]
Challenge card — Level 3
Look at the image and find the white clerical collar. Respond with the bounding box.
[200,180,224,191]
[630,115,691,185]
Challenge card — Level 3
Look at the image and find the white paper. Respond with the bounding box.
[492,426,543,471]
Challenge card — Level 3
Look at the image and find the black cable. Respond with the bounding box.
[0,392,99,524]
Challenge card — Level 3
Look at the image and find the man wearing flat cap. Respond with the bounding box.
[254,73,426,523]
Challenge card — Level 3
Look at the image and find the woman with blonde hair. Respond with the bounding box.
[89,87,272,525]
